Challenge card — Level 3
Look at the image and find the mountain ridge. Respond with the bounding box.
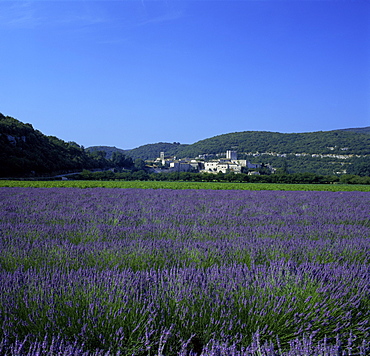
[122,127,370,160]
[88,126,370,157]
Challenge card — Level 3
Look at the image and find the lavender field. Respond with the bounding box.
[0,187,369,355]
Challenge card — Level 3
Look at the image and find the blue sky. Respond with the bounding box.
[0,0,369,149]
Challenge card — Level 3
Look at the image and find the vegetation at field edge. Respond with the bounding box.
[1,180,370,191]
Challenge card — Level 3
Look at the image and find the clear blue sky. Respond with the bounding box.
[1,0,369,149]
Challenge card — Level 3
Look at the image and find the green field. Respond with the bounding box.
[1,179,369,191]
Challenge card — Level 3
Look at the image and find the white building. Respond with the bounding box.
[228,163,242,173]
[203,160,243,174]
[231,159,247,167]
[204,161,219,172]
[170,161,192,172]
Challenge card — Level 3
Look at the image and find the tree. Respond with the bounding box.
[88,150,108,169]
[134,159,146,171]
[346,160,370,177]
[111,152,133,169]
[131,170,149,180]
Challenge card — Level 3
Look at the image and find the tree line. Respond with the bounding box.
[69,170,370,185]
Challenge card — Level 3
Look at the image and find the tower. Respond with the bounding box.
[226,150,237,160]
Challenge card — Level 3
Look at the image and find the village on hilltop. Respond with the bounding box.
[151,150,276,175]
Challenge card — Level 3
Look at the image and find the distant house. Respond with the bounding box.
[247,162,260,170]
[169,161,192,172]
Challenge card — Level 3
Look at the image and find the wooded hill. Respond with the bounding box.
[0,114,113,177]
[123,128,370,176]
[126,128,370,160]
[86,146,127,160]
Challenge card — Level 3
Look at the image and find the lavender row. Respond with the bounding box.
[1,231,369,272]
[1,333,368,355]
[2,331,370,356]
[1,262,369,354]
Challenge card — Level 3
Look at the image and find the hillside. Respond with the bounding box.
[338,126,370,134]
[126,142,188,160]
[0,114,110,177]
[86,146,127,160]
[180,130,370,157]
[123,129,370,176]
[125,129,370,159]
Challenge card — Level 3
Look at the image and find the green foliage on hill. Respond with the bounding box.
[125,130,370,161]
[0,114,111,177]
[174,130,370,158]
[86,146,127,160]
[127,128,370,159]
[123,129,370,176]
[339,126,370,134]
[126,142,187,160]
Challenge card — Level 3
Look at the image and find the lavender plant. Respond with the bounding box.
[0,187,369,355]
